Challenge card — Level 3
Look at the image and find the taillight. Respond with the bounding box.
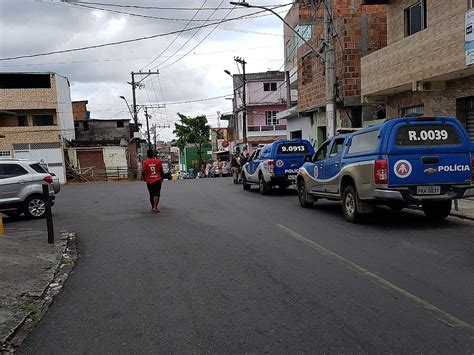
[267,160,274,175]
[43,175,53,184]
[374,159,388,184]
[471,157,474,183]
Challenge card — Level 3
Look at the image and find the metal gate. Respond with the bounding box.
[467,98,474,143]
[13,142,65,183]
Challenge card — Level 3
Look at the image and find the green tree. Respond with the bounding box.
[173,113,211,169]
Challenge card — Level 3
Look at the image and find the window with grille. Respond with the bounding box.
[404,0,426,37]
[265,111,279,125]
[0,150,11,157]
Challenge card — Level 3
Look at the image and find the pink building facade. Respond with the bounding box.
[229,71,294,154]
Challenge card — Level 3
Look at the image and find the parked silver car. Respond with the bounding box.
[0,159,57,218]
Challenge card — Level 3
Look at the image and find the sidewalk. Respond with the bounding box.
[451,197,474,220]
[0,224,75,350]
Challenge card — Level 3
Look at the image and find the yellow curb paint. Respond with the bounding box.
[0,214,4,236]
[277,223,474,331]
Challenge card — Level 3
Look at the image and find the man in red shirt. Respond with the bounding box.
[142,149,164,213]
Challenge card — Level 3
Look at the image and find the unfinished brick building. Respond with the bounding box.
[281,0,387,146]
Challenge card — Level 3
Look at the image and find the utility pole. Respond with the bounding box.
[152,124,157,150]
[234,56,247,151]
[144,106,151,148]
[324,0,337,138]
[128,70,160,127]
[285,71,292,109]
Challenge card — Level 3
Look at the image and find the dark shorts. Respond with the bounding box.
[147,180,162,197]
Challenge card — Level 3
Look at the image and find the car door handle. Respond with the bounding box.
[18,180,26,184]
[334,163,339,167]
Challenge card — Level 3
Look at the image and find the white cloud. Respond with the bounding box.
[0,0,291,141]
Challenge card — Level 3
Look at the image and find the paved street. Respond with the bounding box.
[20,178,474,353]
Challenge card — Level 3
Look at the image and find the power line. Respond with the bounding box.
[139,0,208,71]
[0,5,291,61]
[150,0,223,70]
[157,2,235,71]
[71,1,287,11]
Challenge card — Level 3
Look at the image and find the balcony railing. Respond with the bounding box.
[247,124,287,137]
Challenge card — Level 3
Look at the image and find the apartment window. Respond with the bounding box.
[32,114,54,126]
[18,115,28,126]
[402,104,424,116]
[83,121,90,131]
[0,150,11,158]
[404,0,426,37]
[117,120,124,128]
[263,82,277,91]
[265,111,279,125]
[470,0,474,9]
[74,121,79,128]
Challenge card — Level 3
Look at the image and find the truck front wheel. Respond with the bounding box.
[422,201,451,220]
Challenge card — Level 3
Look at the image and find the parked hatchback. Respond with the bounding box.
[0,159,57,218]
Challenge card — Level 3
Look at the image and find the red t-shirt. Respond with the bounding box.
[143,158,163,184]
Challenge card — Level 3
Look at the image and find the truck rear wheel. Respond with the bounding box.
[342,185,361,223]
[258,174,270,195]
[242,175,251,190]
[297,180,313,208]
[422,201,451,220]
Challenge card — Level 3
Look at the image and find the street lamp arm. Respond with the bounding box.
[230,2,323,61]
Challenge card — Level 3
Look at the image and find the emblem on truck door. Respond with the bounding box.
[394,160,412,178]
[424,168,438,174]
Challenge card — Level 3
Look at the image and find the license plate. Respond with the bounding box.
[288,175,297,181]
[416,185,441,195]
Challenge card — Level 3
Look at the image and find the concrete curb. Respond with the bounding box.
[0,231,77,353]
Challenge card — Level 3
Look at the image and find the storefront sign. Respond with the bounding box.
[466,9,474,66]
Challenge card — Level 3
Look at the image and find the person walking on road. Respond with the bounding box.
[142,149,164,213]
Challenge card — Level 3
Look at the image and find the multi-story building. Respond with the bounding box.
[279,0,387,146]
[361,0,474,142]
[229,71,293,154]
[0,72,75,183]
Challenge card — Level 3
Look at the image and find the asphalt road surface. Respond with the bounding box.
[19,178,474,353]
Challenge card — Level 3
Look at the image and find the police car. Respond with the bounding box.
[297,116,474,222]
[242,139,314,194]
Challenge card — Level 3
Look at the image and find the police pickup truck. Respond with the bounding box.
[242,139,314,194]
[297,117,474,222]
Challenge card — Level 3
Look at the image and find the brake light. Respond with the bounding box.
[43,175,53,184]
[267,160,274,175]
[471,157,474,183]
[374,159,388,184]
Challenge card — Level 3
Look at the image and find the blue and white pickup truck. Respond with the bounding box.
[297,117,474,222]
[242,139,314,194]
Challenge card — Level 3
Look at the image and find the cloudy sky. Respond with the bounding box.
[0,0,291,141]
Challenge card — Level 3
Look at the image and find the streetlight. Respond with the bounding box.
[224,60,247,151]
[229,1,322,58]
[119,96,134,121]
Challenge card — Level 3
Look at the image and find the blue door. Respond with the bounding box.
[246,149,262,181]
[324,138,346,194]
[309,140,331,193]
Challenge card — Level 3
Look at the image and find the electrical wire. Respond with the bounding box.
[0,6,290,61]
[150,0,223,70]
[139,0,208,71]
[157,2,236,71]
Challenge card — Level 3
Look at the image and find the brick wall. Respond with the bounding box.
[0,74,57,111]
[72,101,88,121]
[362,0,470,97]
[0,126,61,151]
[386,75,474,125]
[297,0,386,113]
